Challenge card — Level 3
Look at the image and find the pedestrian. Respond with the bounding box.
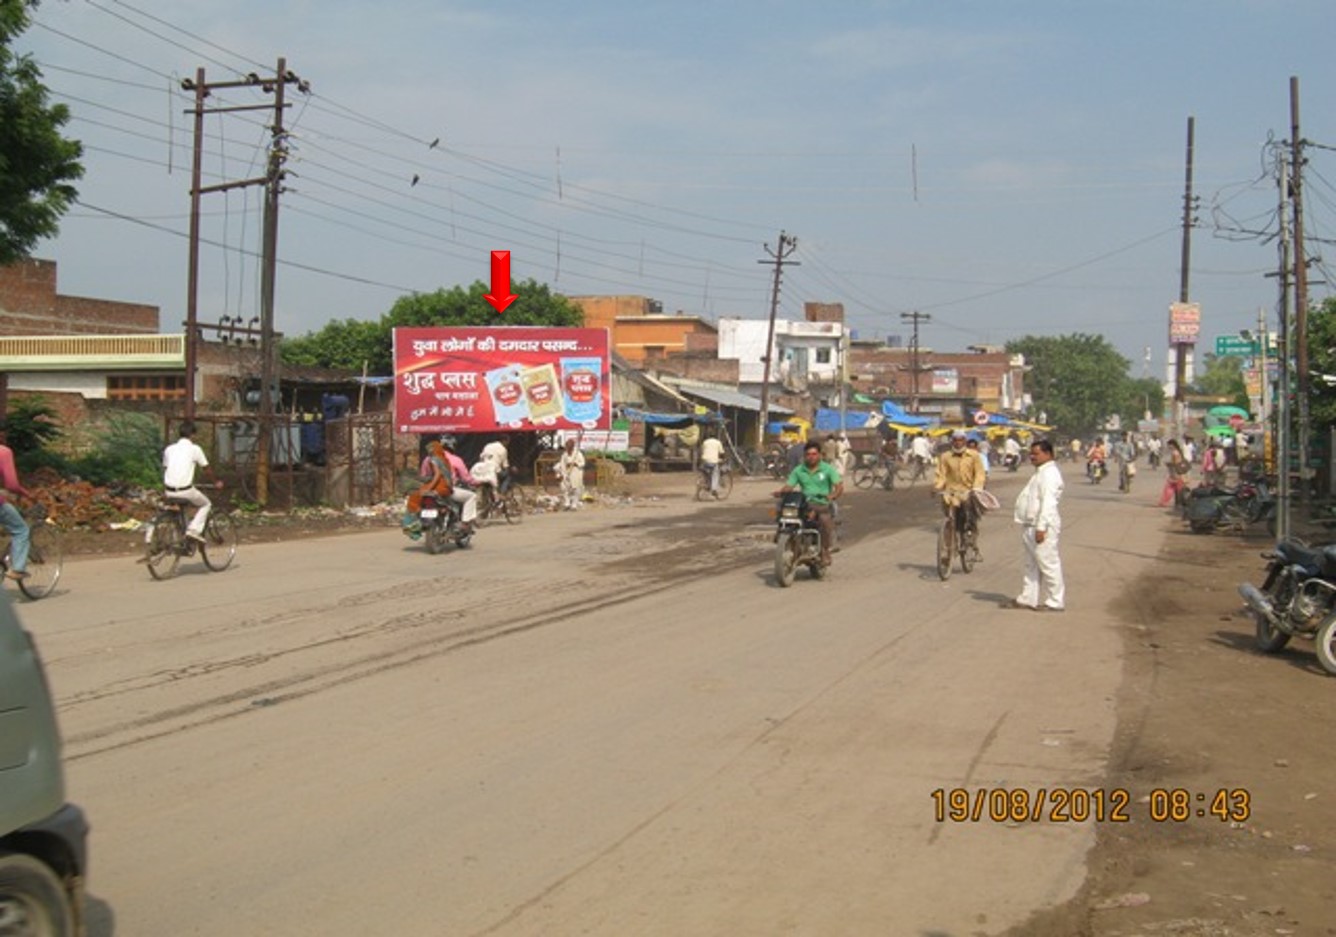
[966,436,990,479]
[835,432,853,477]
[1007,438,1065,612]
[821,434,840,467]
[1157,439,1189,507]
[0,422,38,582]
[556,437,586,510]
[162,420,220,544]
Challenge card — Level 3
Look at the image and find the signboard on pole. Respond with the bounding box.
[393,327,611,434]
[1215,335,1260,356]
[1169,302,1201,343]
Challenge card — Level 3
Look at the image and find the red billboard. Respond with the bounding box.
[393,327,610,434]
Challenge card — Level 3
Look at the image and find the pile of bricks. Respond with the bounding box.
[27,467,150,530]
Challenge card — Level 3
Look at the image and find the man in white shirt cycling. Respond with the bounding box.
[162,421,220,543]
[700,431,726,497]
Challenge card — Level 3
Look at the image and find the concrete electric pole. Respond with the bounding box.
[756,231,798,449]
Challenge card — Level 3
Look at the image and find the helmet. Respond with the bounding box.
[439,434,458,449]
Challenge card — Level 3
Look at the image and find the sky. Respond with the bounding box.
[16,0,1336,379]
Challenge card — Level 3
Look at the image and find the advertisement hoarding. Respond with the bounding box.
[1169,302,1201,344]
[393,327,610,434]
[931,368,959,395]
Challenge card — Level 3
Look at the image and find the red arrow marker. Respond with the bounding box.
[484,250,518,314]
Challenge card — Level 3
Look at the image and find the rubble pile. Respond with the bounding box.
[27,467,151,530]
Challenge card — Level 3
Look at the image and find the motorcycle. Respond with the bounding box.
[1087,459,1106,485]
[1238,538,1336,674]
[418,491,474,554]
[1185,478,1276,534]
[773,491,827,587]
[1001,452,1021,473]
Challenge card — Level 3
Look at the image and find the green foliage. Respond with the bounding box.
[1308,297,1336,429]
[1190,353,1248,408]
[0,1,84,265]
[281,317,387,372]
[279,278,585,373]
[2,395,61,457]
[1005,333,1134,435]
[67,411,163,488]
[1118,377,1165,425]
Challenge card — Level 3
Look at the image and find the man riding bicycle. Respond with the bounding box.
[933,430,987,558]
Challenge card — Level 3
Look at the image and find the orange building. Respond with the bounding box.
[567,294,717,365]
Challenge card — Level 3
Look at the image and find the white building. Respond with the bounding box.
[717,318,846,395]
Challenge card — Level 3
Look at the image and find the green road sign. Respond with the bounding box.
[1215,335,1259,356]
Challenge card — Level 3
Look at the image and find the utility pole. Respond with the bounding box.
[183,59,307,504]
[1275,154,1293,541]
[256,56,295,508]
[1173,116,1196,439]
[1289,76,1311,506]
[756,231,798,449]
[900,311,931,411]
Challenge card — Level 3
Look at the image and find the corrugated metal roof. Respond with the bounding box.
[671,383,793,414]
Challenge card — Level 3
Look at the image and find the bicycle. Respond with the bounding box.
[695,460,734,501]
[476,479,523,525]
[936,493,979,581]
[852,455,896,491]
[143,497,238,580]
[1,506,63,600]
[901,456,931,487]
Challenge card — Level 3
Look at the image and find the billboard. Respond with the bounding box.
[1169,302,1200,344]
[393,327,610,434]
[931,368,959,395]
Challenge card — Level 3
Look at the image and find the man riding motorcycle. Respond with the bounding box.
[1085,438,1108,481]
[777,441,843,567]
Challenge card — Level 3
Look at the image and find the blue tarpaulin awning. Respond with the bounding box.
[880,400,935,426]
[622,408,723,427]
[813,408,876,432]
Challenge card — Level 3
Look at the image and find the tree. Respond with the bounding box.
[279,278,585,373]
[1190,352,1247,408]
[1306,297,1336,430]
[1006,333,1134,435]
[0,1,83,265]
[1118,377,1165,426]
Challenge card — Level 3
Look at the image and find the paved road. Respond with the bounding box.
[18,467,1166,935]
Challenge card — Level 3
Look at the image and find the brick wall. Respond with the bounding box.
[0,258,160,336]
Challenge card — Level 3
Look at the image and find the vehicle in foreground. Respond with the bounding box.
[0,597,89,936]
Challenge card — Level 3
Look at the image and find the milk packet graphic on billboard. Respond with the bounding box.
[485,364,528,427]
[561,357,603,428]
[519,363,564,425]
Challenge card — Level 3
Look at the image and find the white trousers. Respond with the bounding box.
[449,488,478,523]
[560,472,584,509]
[1017,525,1064,610]
[169,487,212,536]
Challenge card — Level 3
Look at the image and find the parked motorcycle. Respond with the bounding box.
[773,491,827,587]
[419,492,474,554]
[1238,538,1336,674]
[1185,478,1276,534]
